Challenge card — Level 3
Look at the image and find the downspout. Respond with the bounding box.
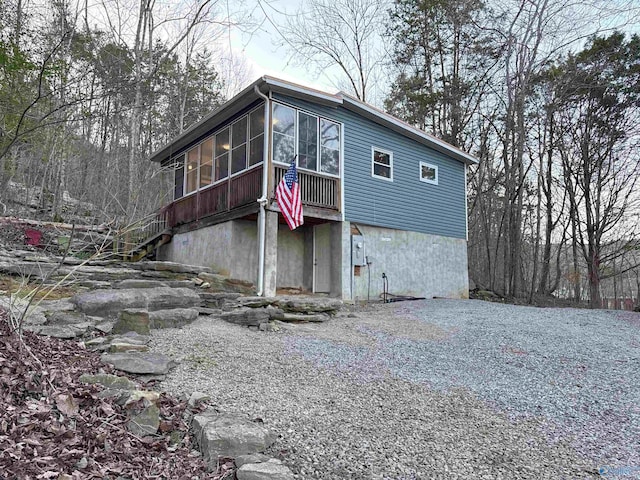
[255,85,270,296]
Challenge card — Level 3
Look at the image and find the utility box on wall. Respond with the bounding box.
[351,235,366,266]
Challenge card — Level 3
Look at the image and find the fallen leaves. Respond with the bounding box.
[0,308,220,479]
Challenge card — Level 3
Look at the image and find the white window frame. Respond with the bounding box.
[271,101,341,178]
[419,161,438,185]
[371,147,393,181]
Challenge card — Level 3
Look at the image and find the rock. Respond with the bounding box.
[71,287,202,317]
[149,308,199,329]
[197,307,222,316]
[79,373,137,391]
[198,273,254,294]
[119,390,160,407]
[95,321,114,333]
[137,261,216,275]
[275,296,342,314]
[235,453,272,468]
[110,331,150,345]
[188,391,211,407]
[113,279,169,289]
[200,282,210,289]
[199,292,243,308]
[128,403,160,437]
[101,352,175,375]
[112,309,150,335]
[37,325,83,338]
[191,411,276,466]
[39,299,76,312]
[108,342,149,353]
[277,312,330,323]
[193,278,204,286]
[236,459,295,480]
[219,308,271,327]
[234,296,275,308]
[75,457,88,469]
[45,311,88,325]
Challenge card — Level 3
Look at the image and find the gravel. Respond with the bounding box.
[150,299,640,479]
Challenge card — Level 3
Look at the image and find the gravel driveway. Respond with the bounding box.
[151,299,640,479]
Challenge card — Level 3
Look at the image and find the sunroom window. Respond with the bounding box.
[298,112,318,170]
[186,146,199,193]
[249,108,264,166]
[200,138,213,187]
[215,127,230,181]
[231,116,248,175]
[272,102,341,176]
[273,103,296,164]
[173,155,184,199]
[320,119,340,175]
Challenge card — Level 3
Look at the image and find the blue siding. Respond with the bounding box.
[272,93,467,239]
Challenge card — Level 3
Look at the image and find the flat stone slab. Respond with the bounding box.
[35,325,84,339]
[192,411,276,466]
[235,296,342,314]
[71,287,202,317]
[113,279,169,289]
[101,352,175,375]
[135,261,216,275]
[79,373,137,391]
[219,308,271,327]
[112,309,150,335]
[237,459,295,480]
[277,312,330,323]
[45,311,88,325]
[198,273,254,294]
[149,308,199,329]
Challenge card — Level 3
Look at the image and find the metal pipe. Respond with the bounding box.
[254,84,270,296]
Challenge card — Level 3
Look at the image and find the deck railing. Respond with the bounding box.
[274,166,339,210]
[163,164,340,229]
[113,209,168,257]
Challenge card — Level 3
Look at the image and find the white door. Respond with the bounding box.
[314,224,331,293]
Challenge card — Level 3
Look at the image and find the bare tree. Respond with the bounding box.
[279,0,388,103]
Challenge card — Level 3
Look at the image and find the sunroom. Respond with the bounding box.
[159,96,343,232]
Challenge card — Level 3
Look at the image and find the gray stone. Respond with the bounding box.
[198,273,254,294]
[45,311,88,325]
[138,261,215,275]
[128,403,160,437]
[277,312,330,323]
[164,280,199,289]
[71,287,202,317]
[79,373,137,391]
[234,296,276,308]
[199,292,243,308]
[108,342,149,353]
[197,307,222,316]
[39,299,76,312]
[101,352,175,375]
[95,321,114,333]
[188,391,211,407]
[191,411,276,466]
[37,325,82,338]
[236,460,295,480]
[110,331,150,345]
[275,296,343,314]
[219,308,270,327]
[149,308,199,329]
[235,453,272,468]
[112,309,150,335]
[113,279,169,289]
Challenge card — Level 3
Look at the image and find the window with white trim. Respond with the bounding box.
[372,148,393,180]
[271,101,341,176]
[186,146,199,193]
[420,161,438,185]
[170,105,264,199]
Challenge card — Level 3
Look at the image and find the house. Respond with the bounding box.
[149,76,477,300]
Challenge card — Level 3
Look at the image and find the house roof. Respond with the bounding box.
[149,76,479,166]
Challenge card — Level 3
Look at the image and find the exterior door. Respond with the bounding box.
[314,224,331,293]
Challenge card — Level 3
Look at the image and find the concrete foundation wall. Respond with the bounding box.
[277,224,306,289]
[348,223,469,301]
[157,220,258,283]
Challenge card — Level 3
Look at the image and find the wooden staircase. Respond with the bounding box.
[113,210,172,261]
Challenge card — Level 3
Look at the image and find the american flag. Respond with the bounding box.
[276,159,304,230]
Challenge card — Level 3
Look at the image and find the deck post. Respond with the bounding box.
[263,209,279,297]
